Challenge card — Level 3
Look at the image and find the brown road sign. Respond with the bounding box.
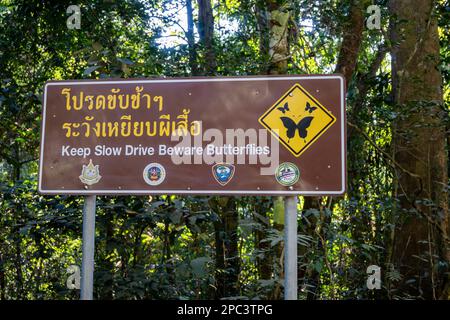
[38,75,346,195]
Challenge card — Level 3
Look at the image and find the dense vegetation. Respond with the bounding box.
[0,0,448,300]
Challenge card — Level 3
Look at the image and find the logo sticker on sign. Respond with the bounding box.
[275,162,300,186]
[79,159,101,186]
[259,84,336,157]
[212,163,235,186]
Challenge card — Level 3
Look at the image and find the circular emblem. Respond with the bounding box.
[275,162,300,186]
[143,163,166,186]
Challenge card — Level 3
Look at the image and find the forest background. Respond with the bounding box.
[0,0,449,300]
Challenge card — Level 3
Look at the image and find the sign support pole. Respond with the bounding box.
[284,196,298,300]
[80,195,96,300]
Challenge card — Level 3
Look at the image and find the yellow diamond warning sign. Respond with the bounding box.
[259,84,336,157]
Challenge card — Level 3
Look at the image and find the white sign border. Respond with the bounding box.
[38,76,346,195]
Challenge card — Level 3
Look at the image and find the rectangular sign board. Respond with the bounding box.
[39,75,346,195]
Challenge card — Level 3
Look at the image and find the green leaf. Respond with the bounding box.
[168,210,182,224]
[314,260,323,273]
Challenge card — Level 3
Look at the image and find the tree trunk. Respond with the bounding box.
[389,0,449,299]
[267,1,290,75]
[252,198,273,288]
[299,197,321,299]
[256,1,270,74]
[334,0,366,86]
[186,0,199,75]
[197,0,216,75]
[196,0,239,298]
[266,0,291,300]
[210,197,240,298]
[299,0,366,299]
[13,145,23,299]
[253,1,273,290]
[104,213,114,299]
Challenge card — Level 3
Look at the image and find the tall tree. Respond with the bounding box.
[300,0,368,299]
[186,0,199,75]
[267,0,290,75]
[209,198,240,298]
[197,0,217,75]
[335,0,367,86]
[389,0,449,299]
[196,0,240,298]
[266,0,292,300]
[256,0,270,74]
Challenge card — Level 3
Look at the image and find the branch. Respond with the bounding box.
[348,43,388,138]
[334,1,365,85]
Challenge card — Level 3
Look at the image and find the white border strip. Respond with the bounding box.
[39,76,346,195]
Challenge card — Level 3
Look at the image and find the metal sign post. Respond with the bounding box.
[284,196,298,300]
[80,195,96,300]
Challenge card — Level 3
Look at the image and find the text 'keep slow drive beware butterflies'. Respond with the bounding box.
[259,84,336,157]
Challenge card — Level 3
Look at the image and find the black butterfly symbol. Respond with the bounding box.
[277,102,290,114]
[305,102,317,113]
[280,116,314,142]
